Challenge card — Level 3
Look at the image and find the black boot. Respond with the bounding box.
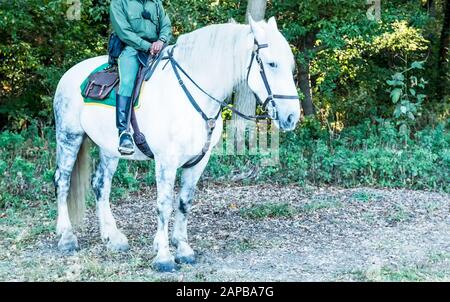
[116,95,135,155]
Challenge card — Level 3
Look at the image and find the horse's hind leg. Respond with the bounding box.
[171,152,212,265]
[55,132,85,252]
[92,149,129,251]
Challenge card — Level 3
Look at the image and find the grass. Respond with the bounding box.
[300,196,340,212]
[230,238,259,252]
[240,195,343,219]
[348,266,446,282]
[346,251,450,282]
[350,191,382,203]
[1,186,449,282]
[387,204,413,224]
[428,252,450,263]
[423,201,444,214]
[240,203,296,219]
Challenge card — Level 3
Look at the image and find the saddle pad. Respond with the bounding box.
[80,63,140,108]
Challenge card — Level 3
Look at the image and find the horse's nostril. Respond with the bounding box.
[287,114,294,124]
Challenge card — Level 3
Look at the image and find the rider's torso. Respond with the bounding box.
[122,0,161,42]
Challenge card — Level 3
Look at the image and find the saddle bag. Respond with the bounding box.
[82,67,119,100]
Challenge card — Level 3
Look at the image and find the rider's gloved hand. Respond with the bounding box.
[150,40,164,56]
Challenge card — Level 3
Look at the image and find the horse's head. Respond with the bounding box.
[246,16,300,131]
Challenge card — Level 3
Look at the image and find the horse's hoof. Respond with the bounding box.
[58,231,79,253]
[175,255,196,265]
[106,232,129,252]
[152,260,179,273]
[175,242,196,264]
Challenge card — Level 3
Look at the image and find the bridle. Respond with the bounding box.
[155,39,299,168]
[165,39,298,124]
[246,40,299,120]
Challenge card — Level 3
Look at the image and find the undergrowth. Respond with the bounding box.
[0,118,448,209]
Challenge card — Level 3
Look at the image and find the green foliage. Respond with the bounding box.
[0,118,448,210]
[387,59,428,139]
[1,0,447,130]
[0,123,55,208]
[0,0,109,129]
[205,118,449,191]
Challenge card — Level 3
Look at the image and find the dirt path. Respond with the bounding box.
[0,184,449,281]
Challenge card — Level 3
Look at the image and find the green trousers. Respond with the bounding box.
[118,46,140,97]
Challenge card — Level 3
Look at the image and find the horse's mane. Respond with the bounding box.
[173,23,252,99]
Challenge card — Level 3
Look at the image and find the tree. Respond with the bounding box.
[232,0,267,148]
[268,0,369,116]
[438,0,450,98]
[233,0,267,119]
[245,0,267,22]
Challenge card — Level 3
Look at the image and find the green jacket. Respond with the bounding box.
[110,0,172,52]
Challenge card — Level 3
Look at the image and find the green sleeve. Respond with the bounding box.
[157,2,172,43]
[110,0,151,52]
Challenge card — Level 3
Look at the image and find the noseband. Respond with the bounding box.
[246,40,299,120]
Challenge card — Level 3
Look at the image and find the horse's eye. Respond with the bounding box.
[268,62,278,68]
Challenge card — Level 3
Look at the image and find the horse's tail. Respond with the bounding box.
[67,137,91,226]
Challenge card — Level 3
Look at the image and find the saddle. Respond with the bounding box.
[81,47,167,159]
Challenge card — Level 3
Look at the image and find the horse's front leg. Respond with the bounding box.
[153,161,178,272]
[92,150,129,251]
[172,152,212,265]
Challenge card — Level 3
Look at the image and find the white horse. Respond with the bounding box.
[53,17,300,272]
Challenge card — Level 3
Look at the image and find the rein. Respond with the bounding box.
[166,46,271,121]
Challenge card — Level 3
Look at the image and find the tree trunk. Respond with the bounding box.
[234,0,267,120]
[425,0,436,17]
[245,0,267,22]
[232,0,267,149]
[438,0,450,98]
[298,61,315,115]
[297,32,318,116]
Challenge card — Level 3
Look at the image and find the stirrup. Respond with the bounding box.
[118,131,135,155]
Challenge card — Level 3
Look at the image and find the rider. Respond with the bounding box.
[110,0,172,155]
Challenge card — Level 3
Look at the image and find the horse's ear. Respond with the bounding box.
[248,14,254,24]
[228,17,237,24]
[268,17,278,30]
[249,15,264,39]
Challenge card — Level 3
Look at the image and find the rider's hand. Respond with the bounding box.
[150,40,164,56]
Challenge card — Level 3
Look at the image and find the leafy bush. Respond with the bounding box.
[1,118,447,210]
[205,118,449,191]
